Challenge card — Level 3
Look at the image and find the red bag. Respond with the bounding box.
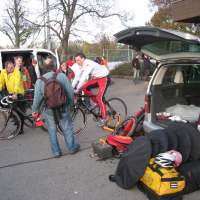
[106,135,133,153]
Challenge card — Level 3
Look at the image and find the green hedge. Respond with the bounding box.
[110,62,132,76]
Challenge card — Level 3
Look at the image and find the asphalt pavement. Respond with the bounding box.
[0,78,199,200]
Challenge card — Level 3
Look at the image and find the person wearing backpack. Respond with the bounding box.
[32,57,80,157]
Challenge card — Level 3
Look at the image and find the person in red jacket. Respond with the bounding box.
[57,60,75,80]
[66,56,75,67]
[14,56,32,90]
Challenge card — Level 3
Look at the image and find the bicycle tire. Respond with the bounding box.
[112,116,137,136]
[107,98,127,120]
[57,107,87,136]
[105,98,127,129]
[0,110,22,140]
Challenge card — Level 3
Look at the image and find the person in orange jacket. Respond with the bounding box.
[101,56,108,67]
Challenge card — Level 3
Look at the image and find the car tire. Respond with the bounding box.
[164,128,179,150]
[174,123,200,161]
[147,129,168,157]
[167,123,191,163]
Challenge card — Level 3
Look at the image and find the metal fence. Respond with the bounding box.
[86,48,137,62]
[103,48,136,62]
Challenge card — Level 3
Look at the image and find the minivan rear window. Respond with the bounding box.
[143,40,200,55]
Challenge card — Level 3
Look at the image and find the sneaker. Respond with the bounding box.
[53,153,62,158]
[69,144,80,155]
[109,175,116,182]
[18,129,24,135]
[96,119,106,127]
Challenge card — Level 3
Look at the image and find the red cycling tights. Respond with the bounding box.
[82,77,108,120]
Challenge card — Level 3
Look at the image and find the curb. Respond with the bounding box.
[111,75,132,80]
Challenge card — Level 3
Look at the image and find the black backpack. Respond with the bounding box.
[40,72,67,109]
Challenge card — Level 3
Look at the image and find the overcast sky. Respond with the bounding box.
[0,0,155,47]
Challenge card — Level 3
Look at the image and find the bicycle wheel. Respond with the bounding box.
[0,110,22,140]
[57,107,87,136]
[112,116,137,136]
[105,98,127,129]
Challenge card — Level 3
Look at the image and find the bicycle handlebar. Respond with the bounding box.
[0,95,14,106]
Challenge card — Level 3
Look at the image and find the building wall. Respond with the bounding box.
[171,0,200,23]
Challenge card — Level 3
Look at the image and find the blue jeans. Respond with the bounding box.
[43,110,79,156]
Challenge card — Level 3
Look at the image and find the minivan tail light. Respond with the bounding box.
[145,95,150,113]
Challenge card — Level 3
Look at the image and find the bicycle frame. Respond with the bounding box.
[75,93,101,119]
[1,96,34,127]
[75,94,121,131]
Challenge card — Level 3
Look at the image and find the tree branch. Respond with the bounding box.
[1,29,15,46]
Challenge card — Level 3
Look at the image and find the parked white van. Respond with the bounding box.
[0,48,60,83]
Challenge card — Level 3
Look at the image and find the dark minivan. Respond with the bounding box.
[115,26,200,132]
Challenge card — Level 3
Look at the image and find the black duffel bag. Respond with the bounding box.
[109,136,152,189]
[179,160,200,194]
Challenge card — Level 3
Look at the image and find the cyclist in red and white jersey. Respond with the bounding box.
[74,53,110,126]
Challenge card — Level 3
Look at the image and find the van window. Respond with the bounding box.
[37,52,57,71]
[1,51,37,85]
[1,51,33,69]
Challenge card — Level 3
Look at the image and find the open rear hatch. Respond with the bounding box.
[114,26,200,129]
[114,26,200,61]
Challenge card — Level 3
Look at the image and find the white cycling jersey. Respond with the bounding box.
[72,59,109,90]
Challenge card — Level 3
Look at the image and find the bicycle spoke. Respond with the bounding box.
[23,107,34,128]
[104,98,127,130]
[57,107,87,136]
[71,108,87,135]
[0,111,7,133]
[107,98,127,121]
[0,111,21,140]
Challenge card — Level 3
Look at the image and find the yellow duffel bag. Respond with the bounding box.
[140,158,185,196]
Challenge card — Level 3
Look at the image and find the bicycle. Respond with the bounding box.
[0,93,41,140]
[112,107,145,137]
[57,92,128,135]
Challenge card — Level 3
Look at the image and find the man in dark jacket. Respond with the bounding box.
[143,54,151,81]
[132,55,141,83]
[32,57,80,157]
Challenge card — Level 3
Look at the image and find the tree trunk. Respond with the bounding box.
[14,0,20,47]
[60,35,69,60]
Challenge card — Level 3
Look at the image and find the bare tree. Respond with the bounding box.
[29,0,132,59]
[1,0,35,47]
